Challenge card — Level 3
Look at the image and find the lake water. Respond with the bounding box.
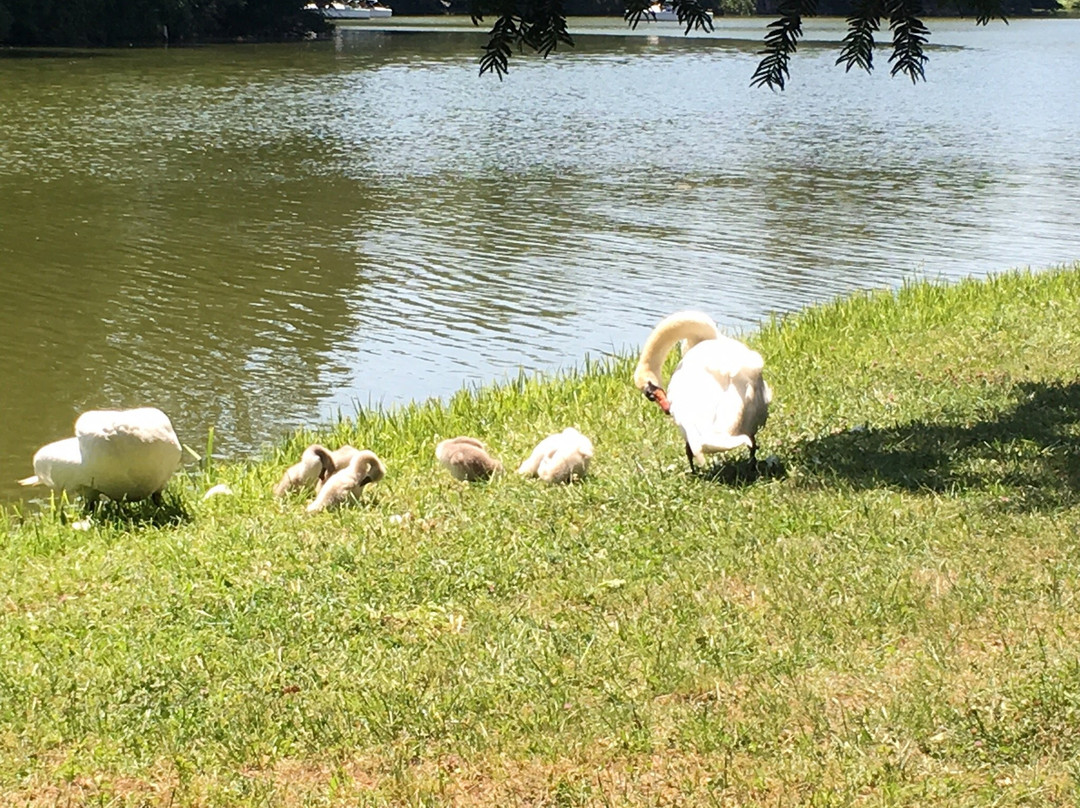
[2,16,1079,502]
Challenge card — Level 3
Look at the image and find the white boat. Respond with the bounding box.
[646,3,712,21]
[367,3,393,17]
[305,3,372,19]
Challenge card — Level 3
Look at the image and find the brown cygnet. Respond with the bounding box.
[435,436,502,482]
[306,450,386,513]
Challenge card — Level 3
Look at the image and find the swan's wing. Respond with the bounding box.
[307,467,360,512]
[676,336,763,385]
[669,339,767,457]
[537,446,591,483]
[75,409,182,499]
[331,445,361,468]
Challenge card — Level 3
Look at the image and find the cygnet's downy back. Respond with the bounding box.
[517,428,594,484]
[435,436,502,482]
[273,444,336,497]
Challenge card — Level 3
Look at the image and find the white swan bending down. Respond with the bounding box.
[306,450,386,513]
[18,407,182,504]
[633,311,771,471]
[273,444,363,496]
[517,428,594,484]
[435,436,502,482]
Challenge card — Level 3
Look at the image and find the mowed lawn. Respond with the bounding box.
[2,267,1080,806]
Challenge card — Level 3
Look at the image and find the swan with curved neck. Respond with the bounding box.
[633,311,771,472]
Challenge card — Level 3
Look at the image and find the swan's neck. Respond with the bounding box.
[633,311,718,389]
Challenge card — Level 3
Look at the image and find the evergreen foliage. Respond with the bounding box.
[0,0,1021,86]
[475,0,575,78]
[470,0,1012,87]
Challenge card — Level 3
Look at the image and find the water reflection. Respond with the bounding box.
[2,19,1080,501]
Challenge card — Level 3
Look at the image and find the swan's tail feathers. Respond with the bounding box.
[18,475,40,487]
[743,348,766,373]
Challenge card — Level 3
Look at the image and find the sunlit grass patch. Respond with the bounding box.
[2,265,1080,805]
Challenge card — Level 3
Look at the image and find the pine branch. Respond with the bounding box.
[670,0,715,35]
[478,14,519,79]
[751,0,817,90]
[521,0,574,58]
[624,0,657,30]
[963,0,1007,25]
[886,0,929,83]
[836,0,881,74]
[624,0,713,34]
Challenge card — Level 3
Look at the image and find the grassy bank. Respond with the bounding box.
[2,267,1080,806]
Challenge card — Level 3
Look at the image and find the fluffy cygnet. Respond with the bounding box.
[306,450,386,513]
[273,444,335,496]
[273,444,364,497]
[516,427,594,484]
[435,436,503,482]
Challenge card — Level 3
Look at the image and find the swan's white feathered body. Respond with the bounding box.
[634,311,771,470]
[20,407,182,502]
[516,428,594,483]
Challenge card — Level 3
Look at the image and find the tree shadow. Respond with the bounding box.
[788,380,1080,512]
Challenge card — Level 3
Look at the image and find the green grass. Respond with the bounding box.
[2,266,1080,806]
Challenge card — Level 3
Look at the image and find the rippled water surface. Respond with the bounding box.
[2,17,1079,501]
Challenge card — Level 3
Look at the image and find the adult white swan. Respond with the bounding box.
[18,407,183,504]
[633,311,771,472]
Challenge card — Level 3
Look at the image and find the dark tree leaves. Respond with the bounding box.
[470,0,1007,88]
[837,0,881,74]
[624,0,715,35]
[750,0,818,90]
[473,0,574,79]
[886,0,929,82]
[961,0,1007,25]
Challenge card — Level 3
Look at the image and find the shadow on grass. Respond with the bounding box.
[81,491,192,529]
[699,455,788,487]
[791,381,1080,511]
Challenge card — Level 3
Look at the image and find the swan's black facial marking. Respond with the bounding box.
[643,381,671,415]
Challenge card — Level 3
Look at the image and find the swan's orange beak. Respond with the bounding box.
[643,382,671,415]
